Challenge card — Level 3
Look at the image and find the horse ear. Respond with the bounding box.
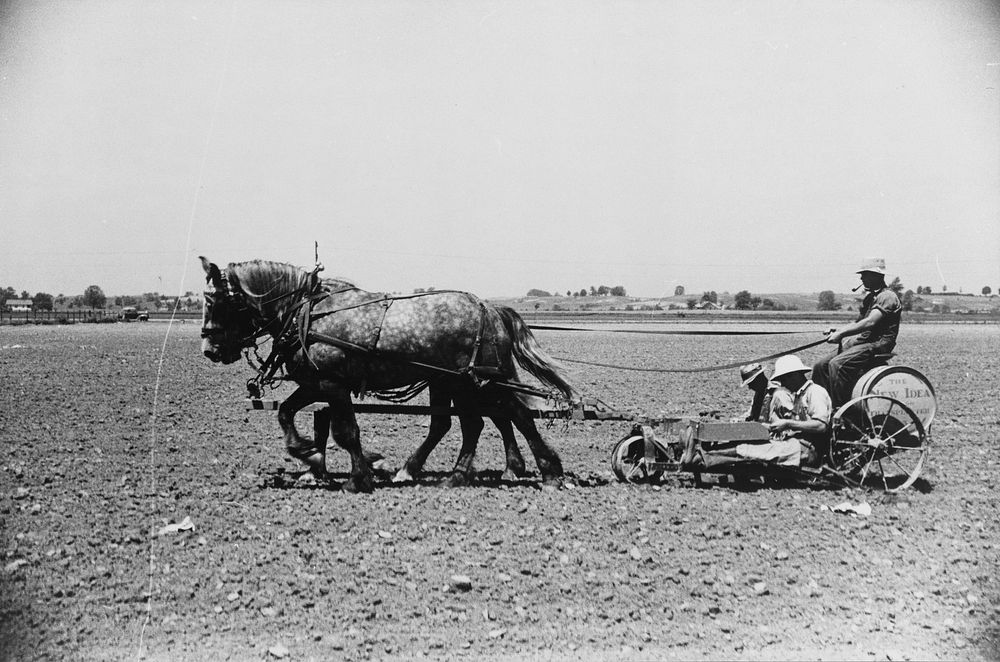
[200,256,224,288]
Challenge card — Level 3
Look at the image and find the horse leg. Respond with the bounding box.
[506,397,564,485]
[394,388,452,482]
[313,407,330,457]
[493,415,527,481]
[326,389,374,494]
[278,387,329,483]
[445,393,485,488]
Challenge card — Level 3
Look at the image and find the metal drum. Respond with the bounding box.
[851,365,936,429]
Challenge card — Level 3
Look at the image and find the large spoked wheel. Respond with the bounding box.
[611,435,664,484]
[830,394,928,492]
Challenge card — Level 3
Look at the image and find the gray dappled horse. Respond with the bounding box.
[199,258,575,492]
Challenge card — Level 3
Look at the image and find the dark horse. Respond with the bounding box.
[199,257,575,492]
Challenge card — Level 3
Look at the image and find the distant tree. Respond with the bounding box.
[526,289,551,297]
[0,286,15,305]
[686,298,697,310]
[674,285,685,296]
[82,285,106,309]
[610,285,627,297]
[901,289,915,312]
[597,285,610,296]
[751,296,761,309]
[579,288,588,297]
[817,290,840,311]
[888,277,904,296]
[983,286,992,296]
[589,286,597,296]
[20,290,30,300]
[32,292,54,311]
[566,290,572,297]
[942,284,947,293]
[733,290,753,310]
[700,291,718,304]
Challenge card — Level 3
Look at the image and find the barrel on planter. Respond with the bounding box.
[851,366,936,429]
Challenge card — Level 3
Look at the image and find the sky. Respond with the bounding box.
[1,0,998,299]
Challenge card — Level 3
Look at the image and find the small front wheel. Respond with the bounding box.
[611,435,663,484]
[829,394,928,492]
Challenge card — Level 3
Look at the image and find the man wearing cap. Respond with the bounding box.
[684,355,831,470]
[812,257,902,407]
[739,363,773,422]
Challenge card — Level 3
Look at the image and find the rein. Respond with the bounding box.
[555,336,831,374]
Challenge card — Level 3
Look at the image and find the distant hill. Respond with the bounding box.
[488,291,1000,319]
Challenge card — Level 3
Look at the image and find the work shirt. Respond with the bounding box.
[734,380,832,467]
[851,287,901,352]
[770,379,832,446]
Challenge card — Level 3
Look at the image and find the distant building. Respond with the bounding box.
[5,299,32,312]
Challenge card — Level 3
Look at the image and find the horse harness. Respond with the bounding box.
[233,274,544,400]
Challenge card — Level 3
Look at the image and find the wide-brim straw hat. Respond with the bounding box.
[856,257,887,275]
[772,355,810,380]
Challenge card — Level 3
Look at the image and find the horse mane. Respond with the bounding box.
[227,260,310,303]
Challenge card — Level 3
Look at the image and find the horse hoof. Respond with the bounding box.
[541,474,565,489]
[343,475,374,494]
[444,472,470,488]
[392,468,414,483]
[500,469,521,483]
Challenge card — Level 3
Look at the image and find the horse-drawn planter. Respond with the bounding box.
[201,256,936,494]
[611,359,936,493]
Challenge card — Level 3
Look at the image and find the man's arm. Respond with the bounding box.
[826,308,884,344]
[768,417,828,436]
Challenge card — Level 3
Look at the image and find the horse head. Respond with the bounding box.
[200,256,257,364]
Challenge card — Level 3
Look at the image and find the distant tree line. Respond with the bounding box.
[1,284,204,312]
[527,285,627,297]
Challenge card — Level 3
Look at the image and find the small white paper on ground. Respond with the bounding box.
[157,516,195,536]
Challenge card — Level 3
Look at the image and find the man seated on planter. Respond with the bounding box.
[682,355,832,471]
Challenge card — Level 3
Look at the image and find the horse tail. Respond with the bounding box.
[494,305,575,400]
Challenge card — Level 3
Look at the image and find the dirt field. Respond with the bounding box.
[2,321,998,661]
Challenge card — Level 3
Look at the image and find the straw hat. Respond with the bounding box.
[772,355,810,380]
[856,257,887,275]
[739,363,765,387]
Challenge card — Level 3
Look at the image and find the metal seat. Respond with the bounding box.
[871,352,895,367]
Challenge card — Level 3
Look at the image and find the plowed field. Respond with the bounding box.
[2,322,998,661]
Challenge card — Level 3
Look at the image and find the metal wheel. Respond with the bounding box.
[830,394,928,492]
[611,435,663,484]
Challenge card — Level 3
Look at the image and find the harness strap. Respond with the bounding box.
[305,330,553,399]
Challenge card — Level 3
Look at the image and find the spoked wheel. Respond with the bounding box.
[611,435,664,484]
[830,395,928,492]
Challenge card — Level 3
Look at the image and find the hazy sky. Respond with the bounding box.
[2,0,998,299]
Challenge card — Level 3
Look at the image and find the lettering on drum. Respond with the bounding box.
[858,367,936,428]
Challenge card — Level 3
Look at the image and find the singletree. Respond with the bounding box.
[983,286,992,296]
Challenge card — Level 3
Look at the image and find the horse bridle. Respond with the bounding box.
[201,269,267,349]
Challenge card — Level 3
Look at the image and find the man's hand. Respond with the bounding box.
[768,419,792,434]
[825,328,842,344]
